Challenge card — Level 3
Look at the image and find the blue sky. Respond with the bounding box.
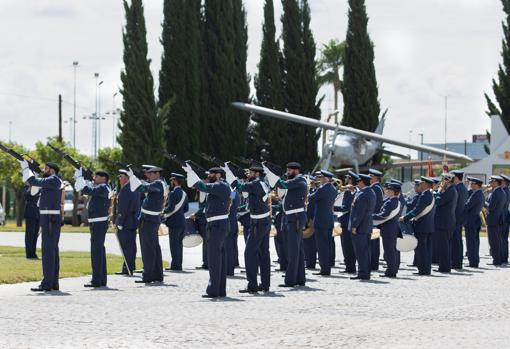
[0,0,504,157]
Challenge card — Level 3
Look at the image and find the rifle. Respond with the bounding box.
[47,143,93,181]
[98,157,145,179]
[198,153,247,179]
[163,151,207,179]
[0,142,42,174]
[235,155,283,177]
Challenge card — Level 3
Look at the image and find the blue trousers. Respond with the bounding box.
[303,236,317,268]
[195,217,208,268]
[139,219,163,282]
[284,218,306,286]
[370,238,380,271]
[90,221,108,286]
[352,233,370,279]
[450,222,464,268]
[415,232,432,275]
[501,220,509,263]
[244,218,271,290]
[168,226,184,270]
[340,226,356,273]
[330,235,336,266]
[381,230,398,276]
[25,217,39,258]
[435,229,451,272]
[206,220,229,297]
[488,224,502,265]
[314,227,332,274]
[118,228,137,274]
[275,224,288,270]
[39,215,61,290]
[464,224,480,267]
[225,228,237,275]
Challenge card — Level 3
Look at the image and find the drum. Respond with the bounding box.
[370,228,381,240]
[303,220,314,239]
[183,217,203,248]
[396,234,418,252]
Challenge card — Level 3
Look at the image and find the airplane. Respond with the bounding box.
[232,102,473,172]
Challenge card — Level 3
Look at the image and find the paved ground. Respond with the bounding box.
[1,232,510,348]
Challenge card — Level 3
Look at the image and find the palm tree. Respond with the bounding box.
[318,39,346,125]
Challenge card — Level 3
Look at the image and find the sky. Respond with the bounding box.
[0,0,504,158]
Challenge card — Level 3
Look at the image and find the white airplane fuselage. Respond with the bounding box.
[322,134,381,168]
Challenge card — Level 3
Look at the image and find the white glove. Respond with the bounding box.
[74,176,87,192]
[222,164,238,185]
[186,169,201,188]
[19,160,29,170]
[22,168,34,183]
[129,174,142,192]
[127,168,135,178]
[263,164,280,188]
[74,167,82,179]
[117,225,123,231]
[182,163,192,173]
[30,186,41,196]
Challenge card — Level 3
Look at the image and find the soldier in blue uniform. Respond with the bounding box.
[406,179,422,267]
[304,180,318,269]
[238,188,251,243]
[226,189,240,275]
[20,161,63,292]
[485,175,506,266]
[335,171,358,274]
[401,177,436,275]
[164,173,189,271]
[349,174,375,280]
[75,169,112,287]
[369,169,384,271]
[500,175,510,263]
[464,177,485,268]
[265,162,307,288]
[389,179,406,269]
[185,166,232,298]
[450,170,468,269]
[115,169,141,275]
[432,174,457,273]
[308,170,337,276]
[127,166,165,284]
[194,181,209,269]
[373,182,401,277]
[227,164,272,293]
[23,185,40,259]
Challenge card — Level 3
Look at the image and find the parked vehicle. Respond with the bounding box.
[63,185,86,225]
[0,203,5,225]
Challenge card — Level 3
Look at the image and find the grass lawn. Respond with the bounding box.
[0,246,163,285]
[0,219,110,234]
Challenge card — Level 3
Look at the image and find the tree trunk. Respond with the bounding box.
[72,190,79,226]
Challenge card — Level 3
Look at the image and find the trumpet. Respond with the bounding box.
[338,184,356,192]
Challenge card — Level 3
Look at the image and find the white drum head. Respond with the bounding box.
[396,234,418,252]
[183,234,203,248]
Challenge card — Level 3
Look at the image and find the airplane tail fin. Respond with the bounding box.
[374,109,388,135]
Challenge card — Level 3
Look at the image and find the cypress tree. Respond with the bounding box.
[342,0,380,132]
[252,0,286,162]
[159,0,201,166]
[201,0,247,159]
[118,0,165,166]
[280,0,321,170]
[485,0,510,134]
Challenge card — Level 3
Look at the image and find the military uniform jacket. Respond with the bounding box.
[309,182,337,229]
[434,185,458,231]
[464,189,484,228]
[373,196,400,234]
[81,183,111,221]
[407,192,420,212]
[165,186,189,230]
[335,189,355,228]
[26,175,62,214]
[23,186,40,219]
[277,175,307,222]
[237,178,270,217]
[454,182,469,226]
[196,180,232,221]
[404,189,435,233]
[307,187,317,222]
[371,182,384,213]
[116,183,141,230]
[139,180,165,223]
[486,187,506,226]
[348,186,376,234]
[229,190,240,232]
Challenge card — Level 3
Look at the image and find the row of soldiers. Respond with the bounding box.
[18,158,509,298]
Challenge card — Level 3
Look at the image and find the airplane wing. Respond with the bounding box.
[232,102,473,162]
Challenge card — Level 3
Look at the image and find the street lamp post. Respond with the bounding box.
[98,80,104,154]
[72,61,79,148]
[93,73,99,158]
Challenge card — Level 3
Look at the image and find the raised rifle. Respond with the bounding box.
[0,142,42,174]
[198,153,247,179]
[98,157,145,179]
[47,143,93,181]
[163,151,207,179]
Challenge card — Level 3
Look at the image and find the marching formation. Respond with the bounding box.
[16,155,510,299]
